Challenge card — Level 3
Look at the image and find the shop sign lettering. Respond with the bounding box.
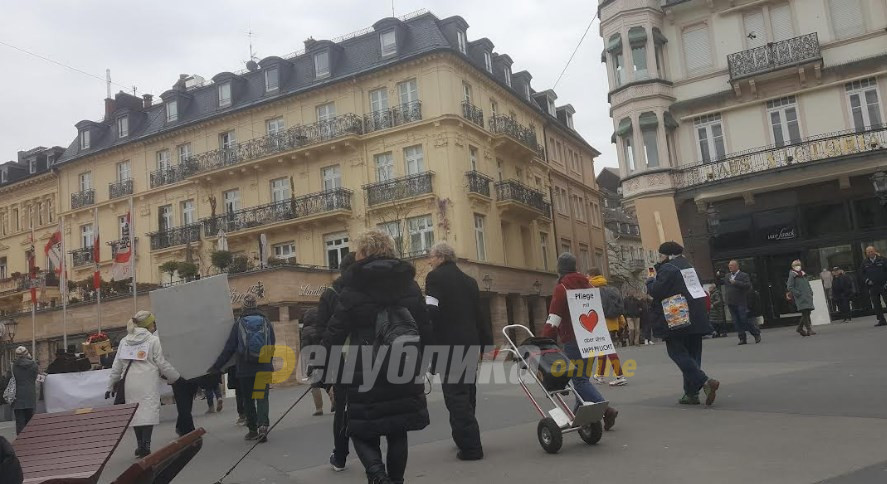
[231,281,265,305]
[767,227,797,241]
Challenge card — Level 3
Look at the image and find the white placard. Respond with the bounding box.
[151,275,236,380]
[680,268,707,299]
[117,341,149,361]
[44,369,173,413]
[566,288,617,359]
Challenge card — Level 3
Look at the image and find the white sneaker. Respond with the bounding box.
[592,375,606,384]
[609,376,628,386]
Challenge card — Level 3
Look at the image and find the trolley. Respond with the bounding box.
[499,324,609,454]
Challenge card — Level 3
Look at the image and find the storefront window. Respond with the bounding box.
[806,245,853,275]
[853,198,887,230]
[803,203,849,237]
[712,216,752,250]
[754,208,797,244]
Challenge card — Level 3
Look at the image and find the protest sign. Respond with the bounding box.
[566,288,616,359]
[44,369,171,413]
[151,275,236,380]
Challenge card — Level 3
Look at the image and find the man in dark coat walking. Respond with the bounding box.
[860,246,887,327]
[425,242,492,461]
[647,242,720,406]
[831,267,855,322]
[11,346,38,435]
[723,260,762,344]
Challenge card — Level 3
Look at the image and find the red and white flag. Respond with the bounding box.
[111,211,133,281]
[44,225,64,275]
[93,208,101,290]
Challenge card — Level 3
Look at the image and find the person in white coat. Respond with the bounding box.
[107,310,181,458]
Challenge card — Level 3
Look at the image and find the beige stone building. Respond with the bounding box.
[599,0,887,323]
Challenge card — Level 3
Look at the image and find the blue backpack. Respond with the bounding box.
[237,314,271,362]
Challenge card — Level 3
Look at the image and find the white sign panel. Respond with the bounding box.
[680,268,707,299]
[566,288,616,359]
[151,275,236,380]
[44,369,172,413]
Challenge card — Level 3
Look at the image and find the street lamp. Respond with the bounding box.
[0,318,16,343]
[532,280,542,296]
[871,171,887,206]
[706,204,721,235]
[482,274,493,292]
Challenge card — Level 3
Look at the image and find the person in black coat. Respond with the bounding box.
[859,246,887,327]
[425,242,492,461]
[0,436,23,484]
[831,267,855,322]
[322,230,431,484]
[646,242,720,406]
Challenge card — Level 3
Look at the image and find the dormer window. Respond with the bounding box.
[0,169,6,183]
[504,67,512,87]
[29,160,36,174]
[79,129,90,150]
[265,67,279,92]
[314,51,330,78]
[547,99,556,116]
[117,115,129,138]
[380,30,397,57]
[218,82,232,107]
[457,30,467,54]
[166,100,178,122]
[484,52,493,73]
[566,113,574,129]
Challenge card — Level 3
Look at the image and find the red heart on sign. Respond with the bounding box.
[579,310,599,333]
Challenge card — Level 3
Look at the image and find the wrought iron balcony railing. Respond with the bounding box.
[0,272,58,294]
[148,224,201,251]
[466,170,493,197]
[188,114,364,176]
[461,101,484,127]
[364,101,422,133]
[495,179,551,217]
[727,33,821,81]
[488,115,544,157]
[71,189,95,209]
[150,160,200,188]
[71,247,94,267]
[364,172,434,207]
[202,188,352,236]
[109,179,133,199]
[673,125,887,189]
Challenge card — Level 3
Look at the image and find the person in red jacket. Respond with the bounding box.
[542,253,618,431]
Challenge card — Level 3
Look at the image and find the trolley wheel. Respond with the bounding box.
[578,421,603,445]
[537,418,563,454]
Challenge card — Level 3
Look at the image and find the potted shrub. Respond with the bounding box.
[177,262,199,281]
[211,250,233,272]
[229,255,250,273]
[159,261,180,285]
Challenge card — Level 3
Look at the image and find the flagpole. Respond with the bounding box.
[29,205,36,357]
[94,206,101,333]
[60,216,68,349]
[129,196,136,314]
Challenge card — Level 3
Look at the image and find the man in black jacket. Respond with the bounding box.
[831,267,855,323]
[859,246,887,327]
[723,260,761,345]
[647,242,720,406]
[425,242,492,461]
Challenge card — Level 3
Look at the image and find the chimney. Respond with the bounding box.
[104,97,116,121]
[143,94,153,109]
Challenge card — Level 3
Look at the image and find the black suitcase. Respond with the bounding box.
[517,337,576,392]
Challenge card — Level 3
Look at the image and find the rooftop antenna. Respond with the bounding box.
[248,25,259,62]
[105,69,111,99]
[391,0,395,16]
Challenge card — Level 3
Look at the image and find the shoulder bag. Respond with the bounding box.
[113,360,134,405]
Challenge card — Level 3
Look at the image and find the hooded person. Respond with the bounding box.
[107,311,181,457]
[646,242,720,406]
[587,269,628,386]
[11,346,38,435]
[541,253,619,430]
[787,260,816,336]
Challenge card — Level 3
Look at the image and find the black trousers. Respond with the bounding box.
[13,409,34,435]
[352,431,408,483]
[665,334,708,396]
[234,385,246,417]
[441,382,482,455]
[332,384,349,457]
[835,297,852,320]
[869,287,887,322]
[172,378,199,436]
[133,425,154,450]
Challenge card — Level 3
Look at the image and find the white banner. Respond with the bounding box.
[680,268,707,299]
[566,288,616,359]
[43,369,173,413]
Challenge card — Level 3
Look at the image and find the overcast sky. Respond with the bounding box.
[0,0,616,173]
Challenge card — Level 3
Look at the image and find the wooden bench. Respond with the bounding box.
[110,428,206,484]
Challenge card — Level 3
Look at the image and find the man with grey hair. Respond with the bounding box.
[425,241,492,460]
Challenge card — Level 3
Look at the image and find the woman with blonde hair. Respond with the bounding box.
[107,310,181,457]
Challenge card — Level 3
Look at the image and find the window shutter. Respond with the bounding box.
[829,0,864,39]
[770,3,794,42]
[743,11,766,48]
[682,25,713,74]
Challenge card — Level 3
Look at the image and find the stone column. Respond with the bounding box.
[531,296,549,334]
[489,294,508,347]
[509,295,529,344]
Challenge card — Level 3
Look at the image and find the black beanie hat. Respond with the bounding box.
[658,241,684,256]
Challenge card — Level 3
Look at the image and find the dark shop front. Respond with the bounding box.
[682,175,887,326]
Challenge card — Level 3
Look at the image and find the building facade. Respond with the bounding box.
[597,167,650,293]
[599,0,887,323]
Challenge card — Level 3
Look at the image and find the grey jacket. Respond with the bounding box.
[12,356,38,410]
[723,271,752,306]
[787,270,815,311]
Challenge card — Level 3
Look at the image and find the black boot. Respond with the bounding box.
[737,336,748,345]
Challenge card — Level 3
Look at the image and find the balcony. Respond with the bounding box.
[466,171,493,198]
[202,188,353,236]
[364,101,422,133]
[673,125,887,189]
[495,179,551,218]
[364,172,434,207]
[488,115,545,160]
[71,247,94,267]
[71,189,95,209]
[148,224,201,251]
[461,101,484,128]
[727,33,822,82]
[109,179,133,199]
[150,160,200,188]
[188,114,364,176]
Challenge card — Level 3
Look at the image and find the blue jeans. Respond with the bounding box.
[563,342,606,410]
[728,304,759,339]
[665,334,708,396]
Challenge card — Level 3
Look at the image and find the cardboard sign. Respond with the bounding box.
[680,268,707,299]
[566,288,617,359]
[151,275,237,380]
[117,341,149,361]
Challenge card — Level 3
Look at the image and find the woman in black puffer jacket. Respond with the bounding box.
[322,230,431,484]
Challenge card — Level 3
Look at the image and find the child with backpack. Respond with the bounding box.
[588,269,628,386]
[209,294,275,443]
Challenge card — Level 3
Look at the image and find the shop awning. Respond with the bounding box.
[628,27,648,47]
[639,112,658,129]
[616,117,633,137]
[664,111,679,130]
[606,34,623,54]
[653,27,668,45]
